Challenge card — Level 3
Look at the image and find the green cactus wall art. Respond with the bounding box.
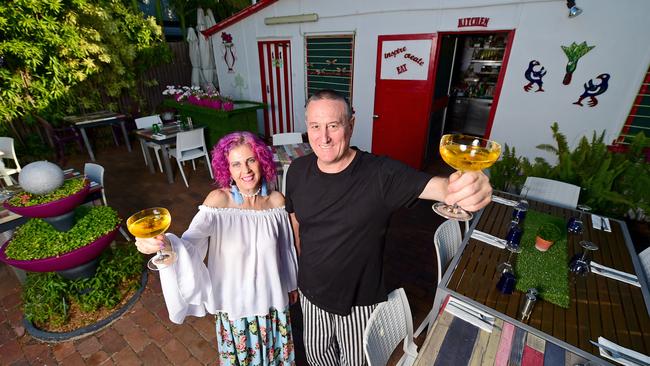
[561,41,595,85]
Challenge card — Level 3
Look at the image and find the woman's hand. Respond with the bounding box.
[288,290,298,305]
[134,234,171,255]
[445,170,493,212]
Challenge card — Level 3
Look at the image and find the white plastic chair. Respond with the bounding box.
[363,288,418,366]
[640,247,650,287]
[84,163,107,206]
[272,132,302,146]
[414,219,462,338]
[272,133,302,194]
[84,163,131,241]
[135,115,164,173]
[0,137,21,185]
[522,176,580,209]
[168,128,213,187]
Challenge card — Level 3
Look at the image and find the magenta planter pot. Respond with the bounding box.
[0,224,120,272]
[3,184,90,218]
[208,99,222,110]
[222,101,234,111]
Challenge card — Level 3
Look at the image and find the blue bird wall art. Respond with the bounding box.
[523,60,547,92]
[573,73,610,107]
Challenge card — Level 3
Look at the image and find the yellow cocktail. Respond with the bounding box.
[433,134,501,220]
[127,207,175,270]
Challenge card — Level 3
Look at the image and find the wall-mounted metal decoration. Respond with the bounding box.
[221,32,236,73]
[573,73,610,107]
[523,60,547,92]
[561,42,595,85]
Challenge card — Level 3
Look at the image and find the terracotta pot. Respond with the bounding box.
[535,235,555,252]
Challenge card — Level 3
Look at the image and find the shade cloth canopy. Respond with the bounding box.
[187,27,201,87]
[197,8,216,90]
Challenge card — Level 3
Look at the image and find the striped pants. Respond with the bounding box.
[300,293,377,366]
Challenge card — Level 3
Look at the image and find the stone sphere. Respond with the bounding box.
[18,161,65,195]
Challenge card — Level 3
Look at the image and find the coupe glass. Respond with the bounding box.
[567,204,591,235]
[433,134,502,221]
[569,240,599,277]
[127,207,175,270]
[496,221,523,274]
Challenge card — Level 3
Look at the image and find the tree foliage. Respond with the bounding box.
[0,0,170,122]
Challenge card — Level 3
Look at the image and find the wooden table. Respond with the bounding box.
[0,169,103,233]
[64,111,132,161]
[414,299,589,365]
[431,192,650,364]
[134,124,205,184]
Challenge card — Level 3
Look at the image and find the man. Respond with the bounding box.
[285,89,492,366]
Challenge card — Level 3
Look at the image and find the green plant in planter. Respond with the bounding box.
[536,223,561,242]
[22,243,145,328]
[488,144,525,192]
[5,206,120,260]
[7,178,86,207]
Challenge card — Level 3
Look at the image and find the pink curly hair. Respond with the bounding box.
[211,131,277,189]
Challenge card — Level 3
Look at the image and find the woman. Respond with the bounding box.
[135,131,298,365]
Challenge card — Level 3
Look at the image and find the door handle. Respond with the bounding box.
[372,114,379,119]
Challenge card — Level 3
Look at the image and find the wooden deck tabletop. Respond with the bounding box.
[445,192,650,359]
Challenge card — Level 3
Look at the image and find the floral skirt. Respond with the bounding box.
[216,306,295,366]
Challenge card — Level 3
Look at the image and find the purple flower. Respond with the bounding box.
[221,32,233,44]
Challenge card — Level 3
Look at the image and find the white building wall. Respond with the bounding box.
[211,0,650,161]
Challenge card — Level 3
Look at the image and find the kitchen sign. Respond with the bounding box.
[457,17,490,28]
[379,40,431,80]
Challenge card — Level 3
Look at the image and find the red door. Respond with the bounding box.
[371,34,438,169]
[258,40,294,137]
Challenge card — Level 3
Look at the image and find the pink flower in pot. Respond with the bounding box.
[222,100,235,111]
[209,99,223,110]
[187,95,201,105]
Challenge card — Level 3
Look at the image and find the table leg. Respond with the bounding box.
[161,146,174,184]
[140,138,156,175]
[79,127,95,162]
[119,121,132,152]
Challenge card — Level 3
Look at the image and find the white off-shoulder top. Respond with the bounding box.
[159,205,298,323]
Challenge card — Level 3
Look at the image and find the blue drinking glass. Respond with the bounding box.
[567,217,584,235]
[505,221,523,250]
[496,271,516,294]
[512,200,529,224]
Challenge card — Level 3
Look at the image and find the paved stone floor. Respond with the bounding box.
[0,140,450,365]
[4,138,645,365]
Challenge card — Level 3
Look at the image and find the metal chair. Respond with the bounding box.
[414,219,462,338]
[168,128,213,187]
[35,115,84,166]
[0,137,21,185]
[363,288,418,366]
[272,133,302,194]
[135,115,165,173]
[272,132,302,146]
[84,163,130,241]
[640,247,650,287]
[522,176,580,209]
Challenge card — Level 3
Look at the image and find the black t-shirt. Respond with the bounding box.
[285,149,432,315]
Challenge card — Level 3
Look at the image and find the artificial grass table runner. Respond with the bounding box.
[514,210,570,308]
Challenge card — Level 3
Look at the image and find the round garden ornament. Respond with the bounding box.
[18,161,64,194]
